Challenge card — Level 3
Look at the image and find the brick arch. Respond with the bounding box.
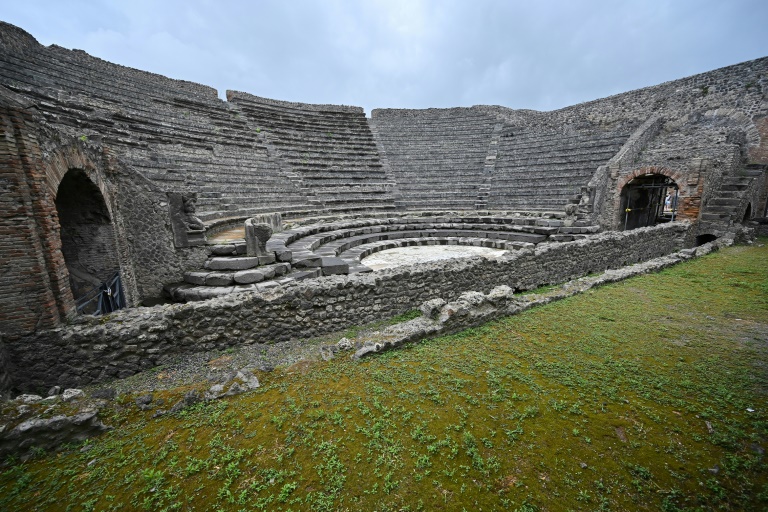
[614,167,688,229]
[616,166,685,191]
[39,140,124,319]
[45,143,116,221]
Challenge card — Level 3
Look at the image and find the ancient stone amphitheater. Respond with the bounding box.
[1,21,766,392]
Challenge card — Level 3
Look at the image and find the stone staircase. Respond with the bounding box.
[370,108,500,210]
[163,239,342,302]
[0,40,313,220]
[227,92,397,215]
[701,166,765,223]
[487,129,630,211]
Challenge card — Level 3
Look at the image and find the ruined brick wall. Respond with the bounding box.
[751,117,768,164]
[5,222,688,392]
[0,93,209,335]
[0,102,74,335]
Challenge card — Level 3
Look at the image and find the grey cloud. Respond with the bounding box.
[3,0,767,114]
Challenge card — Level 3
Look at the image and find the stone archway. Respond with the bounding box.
[742,202,753,223]
[614,166,698,230]
[618,173,680,230]
[55,169,122,313]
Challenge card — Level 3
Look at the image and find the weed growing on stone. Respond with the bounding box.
[1,242,767,510]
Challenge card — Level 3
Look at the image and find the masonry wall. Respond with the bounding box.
[492,58,768,142]
[110,164,209,302]
[0,102,73,335]
[5,222,689,392]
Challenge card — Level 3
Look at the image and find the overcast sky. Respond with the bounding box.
[3,1,767,114]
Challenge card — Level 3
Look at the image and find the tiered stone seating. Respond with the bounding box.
[487,129,629,211]
[0,37,310,219]
[227,92,397,214]
[165,213,601,301]
[370,108,500,210]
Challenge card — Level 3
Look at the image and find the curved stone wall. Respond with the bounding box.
[165,213,601,301]
[8,222,688,392]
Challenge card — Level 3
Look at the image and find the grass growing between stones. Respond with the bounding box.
[2,242,767,511]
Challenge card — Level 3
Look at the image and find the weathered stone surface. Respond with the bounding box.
[205,272,234,286]
[0,410,111,461]
[233,269,265,284]
[245,220,274,258]
[206,257,260,271]
[210,245,237,256]
[61,389,85,401]
[184,272,209,285]
[258,254,276,265]
[293,254,323,268]
[16,394,42,404]
[320,257,349,276]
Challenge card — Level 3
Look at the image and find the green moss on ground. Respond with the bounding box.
[2,241,767,511]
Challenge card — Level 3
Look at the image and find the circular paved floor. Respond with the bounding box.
[361,245,507,270]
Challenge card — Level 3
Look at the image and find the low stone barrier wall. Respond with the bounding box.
[344,239,724,359]
[6,222,690,393]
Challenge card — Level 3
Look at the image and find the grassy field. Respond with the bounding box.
[2,241,767,511]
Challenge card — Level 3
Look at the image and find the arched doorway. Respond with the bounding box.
[55,169,124,314]
[619,174,679,230]
[742,203,752,223]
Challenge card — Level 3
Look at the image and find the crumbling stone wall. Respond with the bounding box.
[0,90,209,334]
[5,222,688,392]
[112,165,208,302]
[0,99,73,335]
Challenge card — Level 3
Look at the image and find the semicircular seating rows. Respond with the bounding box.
[164,213,600,302]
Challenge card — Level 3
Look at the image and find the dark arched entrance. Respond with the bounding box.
[55,169,124,314]
[619,174,679,230]
[742,203,752,223]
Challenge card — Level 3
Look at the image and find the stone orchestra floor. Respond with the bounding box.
[360,245,507,270]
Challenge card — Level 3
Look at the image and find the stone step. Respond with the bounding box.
[204,255,275,271]
[709,198,741,207]
[184,262,292,286]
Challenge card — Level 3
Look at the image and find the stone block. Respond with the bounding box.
[206,257,260,271]
[320,257,350,276]
[183,272,209,285]
[258,254,276,265]
[205,272,234,286]
[290,269,322,281]
[275,248,293,262]
[293,254,323,268]
[210,245,236,256]
[274,263,291,276]
[233,269,265,284]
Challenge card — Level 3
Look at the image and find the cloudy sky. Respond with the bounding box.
[3,1,767,114]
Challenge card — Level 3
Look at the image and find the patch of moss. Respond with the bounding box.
[1,241,767,511]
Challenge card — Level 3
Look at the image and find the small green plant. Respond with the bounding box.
[78,135,87,142]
